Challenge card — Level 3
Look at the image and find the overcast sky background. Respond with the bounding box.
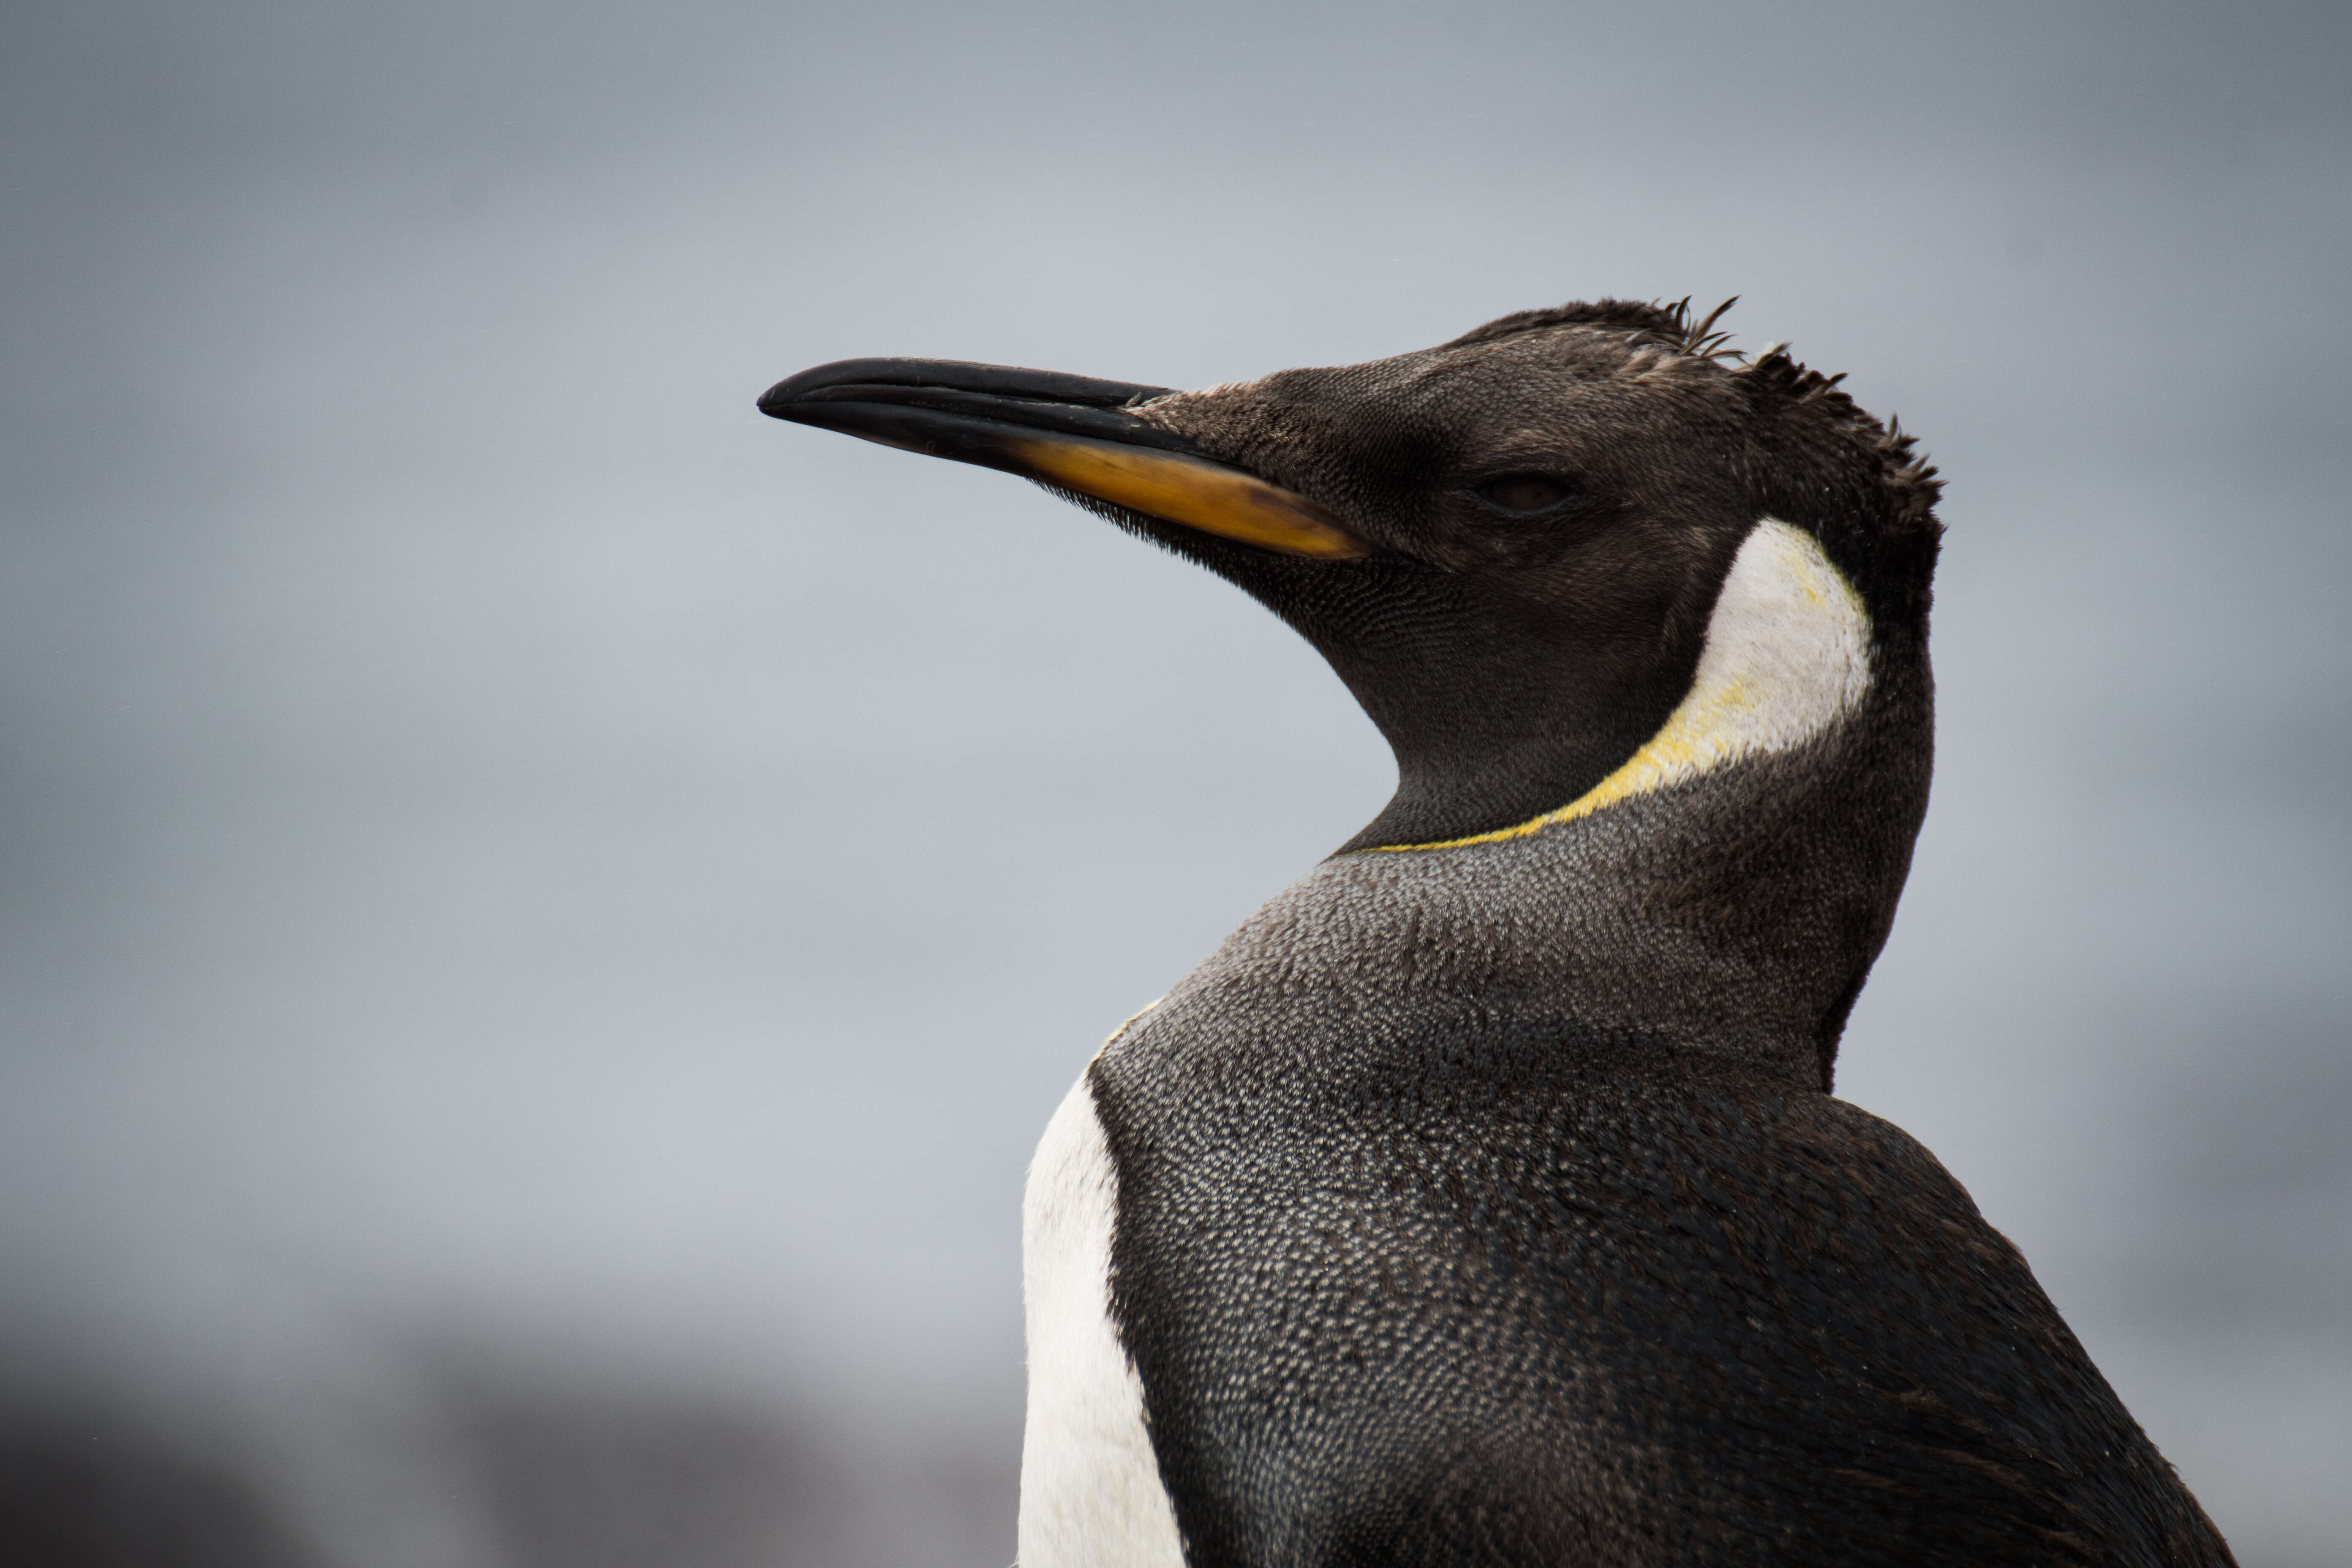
[2,3,2347,1564]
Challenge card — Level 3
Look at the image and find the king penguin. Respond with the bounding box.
[757,301,2236,1568]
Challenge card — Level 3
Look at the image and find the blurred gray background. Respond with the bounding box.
[2,1,2346,1563]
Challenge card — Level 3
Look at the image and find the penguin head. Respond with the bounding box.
[761,300,1941,852]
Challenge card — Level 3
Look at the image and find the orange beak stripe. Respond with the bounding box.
[1005,436,1367,561]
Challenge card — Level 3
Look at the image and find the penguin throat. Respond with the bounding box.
[1363,520,1873,854]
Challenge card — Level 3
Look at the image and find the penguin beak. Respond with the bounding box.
[757,358,1368,562]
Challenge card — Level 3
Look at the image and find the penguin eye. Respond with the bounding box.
[1470,474,1582,514]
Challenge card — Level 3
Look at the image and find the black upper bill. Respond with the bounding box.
[758,357,1208,472]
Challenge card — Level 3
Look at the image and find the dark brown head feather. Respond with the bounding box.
[1444,294,1745,361]
[1432,297,1944,630]
[1442,297,1690,351]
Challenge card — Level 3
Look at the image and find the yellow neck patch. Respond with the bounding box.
[1364,520,1872,854]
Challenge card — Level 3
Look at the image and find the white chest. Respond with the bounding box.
[1018,1072,1187,1568]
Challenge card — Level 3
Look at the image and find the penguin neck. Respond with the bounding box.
[1203,520,1933,1089]
[1361,520,1879,857]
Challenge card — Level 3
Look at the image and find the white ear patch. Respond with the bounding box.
[1628,515,1874,779]
[1375,518,1872,851]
